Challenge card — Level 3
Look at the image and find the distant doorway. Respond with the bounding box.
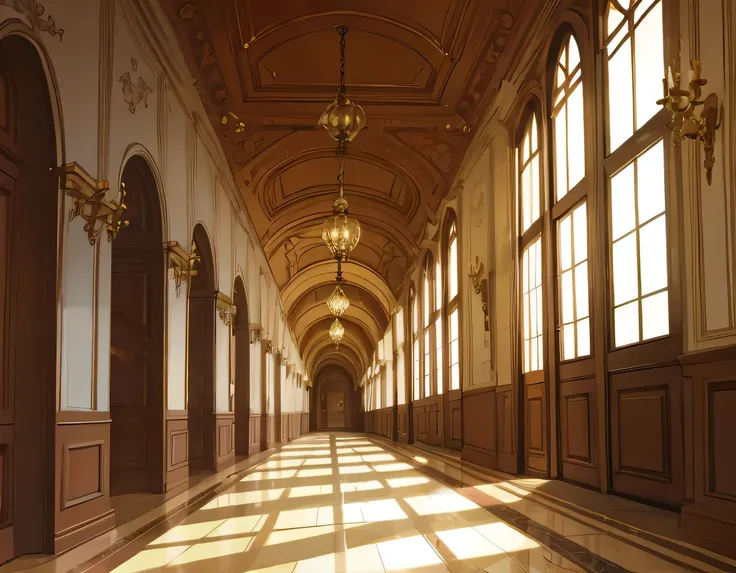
[187,225,215,471]
[0,35,59,560]
[110,155,165,496]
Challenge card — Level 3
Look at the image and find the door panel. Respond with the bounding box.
[525,382,547,474]
[110,261,155,493]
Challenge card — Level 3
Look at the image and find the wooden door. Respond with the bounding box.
[187,295,215,470]
[111,257,161,493]
[0,36,58,560]
[110,156,165,495]
[326,392,345,428]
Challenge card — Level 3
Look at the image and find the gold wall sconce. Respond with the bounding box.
[164,240,200,292]
[658,60,722,185]
[61,163,129,245]
[221,111,246,133]
[216,292,237,327]
[469,256,489,332]
[249,323,262,343]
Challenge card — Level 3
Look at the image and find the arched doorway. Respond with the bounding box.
[311,365,358,431]
[110,155,165,496]
[232,276,251,456]
[0,35,59,561]
[187,225,215,471]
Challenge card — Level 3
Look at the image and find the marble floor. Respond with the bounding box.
[8,433,733,573]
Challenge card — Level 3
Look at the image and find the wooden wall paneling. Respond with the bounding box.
[215,414,234,471]
[558,377,599,487]
[525,382,547,475]
[165,411,188,493]
[397,404,409,443]
[609,365,684,506]
[0,425,13,563]
[249,414,261,456]
[462,386,497,469]
[679,347,736,557]
[54,414,115,554]
[445,388,462,450]
[495,384,516,473]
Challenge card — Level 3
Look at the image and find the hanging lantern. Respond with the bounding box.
[327,283,350,316]
[318,25,366,145]
[329,318,345,349]
[322,197,360,261]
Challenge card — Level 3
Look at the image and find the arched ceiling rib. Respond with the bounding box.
[163,0,538,378]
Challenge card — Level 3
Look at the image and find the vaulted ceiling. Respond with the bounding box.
[161,0,537,378]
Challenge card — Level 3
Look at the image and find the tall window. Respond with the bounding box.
[422,254,433,397]
[411,289,420,400]
[519,114,544,374]
[435,256,443,394]
[605,0,669,348]
[395,308,406,405]
[551,34,591,361]
[446,217,461,390]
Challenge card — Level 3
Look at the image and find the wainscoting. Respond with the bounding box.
[249,414,262,456]
[461,384,515,474]
[397,404,409,443]
[412,395,443,447]
[54,411,115,553]
[679,346,736,558]
[165,411,189,494]
[215,414,234,472]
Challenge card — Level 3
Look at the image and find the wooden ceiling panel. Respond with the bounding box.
[162,0,539,375]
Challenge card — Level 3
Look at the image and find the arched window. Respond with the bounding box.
[445,213,461,390]
[552,34,591,361]
[518,112,544,375]
[605,0,669,348]
[395,307,406,405]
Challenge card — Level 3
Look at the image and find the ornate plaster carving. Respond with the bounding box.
[119,58,153,114]
[2,0,64,40]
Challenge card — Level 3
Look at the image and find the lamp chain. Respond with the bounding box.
[338,26,346,92]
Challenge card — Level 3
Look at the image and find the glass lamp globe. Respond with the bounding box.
[327,283,350,316]
[329,318,345,349]
[322,198,360,261]
[318,90,366,144]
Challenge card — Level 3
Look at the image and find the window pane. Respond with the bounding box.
[561,270,574,324]
[522,237,543,373]
[577,317,591,356]
[413,340,420,400]
[413,297,418,334]
[637,141,666,223]
[568,83,585,189]
[634,2,664,130]
[575,261,590,319]
[424,331,430,396]
[573,203,588,263]
[423,275,430,325]
[555,108,568,201]
[449,236,458,299]
[611,163,636,241]
[607,38,634,152]
[607,2,625,37]
[435,319,443,394]
[613,233,639,305]
[559,215,572,271]
[568,37,580,70]
[639,215,667,296]
[642,290,669,339]
[563,323,576,361]
[615,300,640,347]
[435,261,442,311]
[531,155,540,223]
[451,364,460,391]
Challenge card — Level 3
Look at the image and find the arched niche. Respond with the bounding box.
[0,34,59,559]
[110,154,166,497]
[310,364,358,432]
[187,223,216,471]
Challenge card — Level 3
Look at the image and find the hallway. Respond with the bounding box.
[36,432,717,573]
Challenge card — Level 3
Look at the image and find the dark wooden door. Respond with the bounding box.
[187,295,215,470]
[326,392,345,428]
[0,36,58,561]
[110,256,162,494]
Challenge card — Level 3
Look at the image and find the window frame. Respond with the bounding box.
[601,0,682,369]
[443,210,461,392]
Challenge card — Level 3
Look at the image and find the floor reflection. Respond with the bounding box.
[100,433,692,573]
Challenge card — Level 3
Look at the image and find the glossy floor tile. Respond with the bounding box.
[12,433,729,573]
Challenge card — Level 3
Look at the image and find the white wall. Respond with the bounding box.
[0,0,304,420]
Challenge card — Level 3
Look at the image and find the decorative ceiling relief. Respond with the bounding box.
[162,0,539,376]
[119,58,153,114]
[2,0,64,40]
